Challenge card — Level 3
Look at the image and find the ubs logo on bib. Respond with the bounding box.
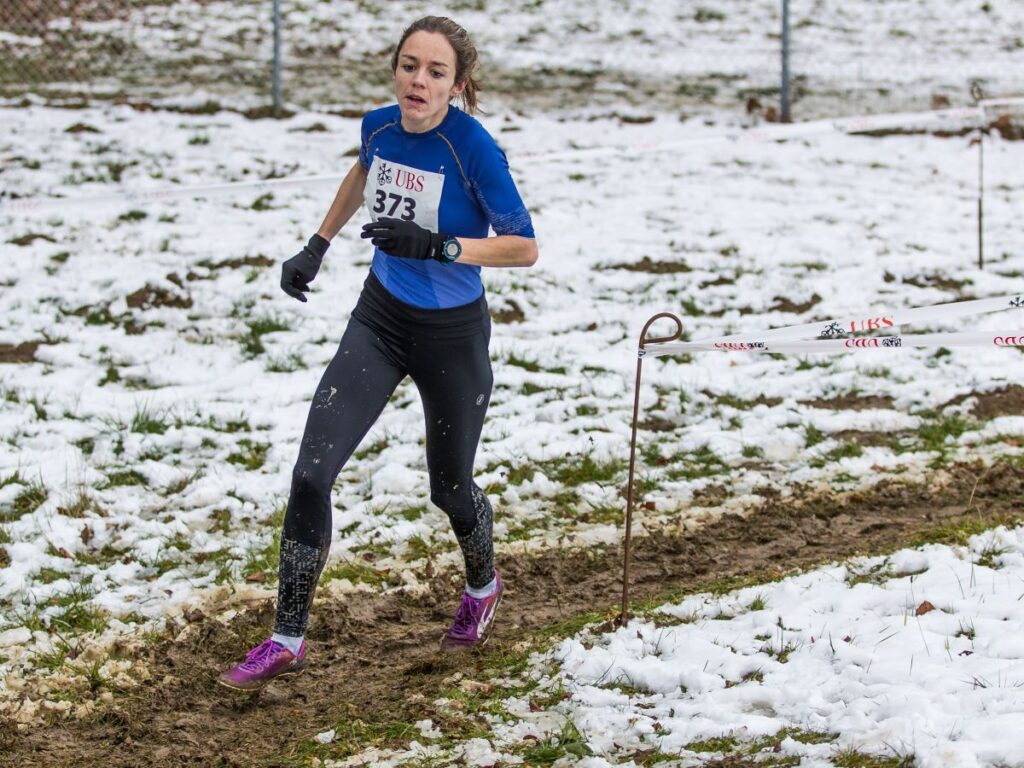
[394,169,425,192]
[365,155,444,232]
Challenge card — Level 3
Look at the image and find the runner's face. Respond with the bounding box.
[394,31,465,133]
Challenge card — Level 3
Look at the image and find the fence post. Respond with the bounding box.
[272,0,283,115]
[971,82,985,271]
[780,0,791,122]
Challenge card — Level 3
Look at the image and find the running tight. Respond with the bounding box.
[273,272,495,637]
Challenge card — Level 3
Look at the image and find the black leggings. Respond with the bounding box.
[274,272,495,637]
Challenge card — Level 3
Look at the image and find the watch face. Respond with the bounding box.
[444,240,460,259]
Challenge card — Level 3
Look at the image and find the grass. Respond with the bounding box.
[833,750,914,767]
[519,722,593,762]
[43,585,109,635]
[804,423,826,447]
[240,503,287,583]
[354,436,389,461]
[663,444,728,481]
[226,439,269,471]
[915,415,971,456]
[240,313,290,357]
[506,353,542,372]
[686,735,739,753]
[289,719,435,764]
[102,469,146,489]
[130,405,170,435]
[4,478,48,520]
[320,560,388,587]
[810,441,864,468]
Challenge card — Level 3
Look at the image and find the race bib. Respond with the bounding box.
[364,155,444,233]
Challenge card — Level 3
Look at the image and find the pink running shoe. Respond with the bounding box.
[441,572,503,652]
[218,638,307,691]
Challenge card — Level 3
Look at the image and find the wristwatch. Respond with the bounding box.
[438,235,462,264]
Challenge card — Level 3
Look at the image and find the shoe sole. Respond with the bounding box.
[439,591,503,653]
[216,664,306,692]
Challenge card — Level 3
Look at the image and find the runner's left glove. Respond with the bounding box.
[360,217,445,261]
[281,234,330,303]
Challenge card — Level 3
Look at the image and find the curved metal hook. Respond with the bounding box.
[639,312,683,349]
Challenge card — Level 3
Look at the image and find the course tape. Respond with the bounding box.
[0,174,342,215]
[0,101,998,217]
[643,294,1024,357]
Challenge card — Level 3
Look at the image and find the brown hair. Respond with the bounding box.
[390,16,481,114]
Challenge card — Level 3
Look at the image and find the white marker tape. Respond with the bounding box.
[706,294,1024,344]
[644,294,1024,357]
[0,173,343,215]
[650,332,1024,356]
[1,102,993,217]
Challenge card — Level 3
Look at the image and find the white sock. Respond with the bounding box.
[466,576,497,599]
[271,632,304,655]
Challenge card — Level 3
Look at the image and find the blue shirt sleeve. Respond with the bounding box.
[468,132,535,239]
[358,115,371,171]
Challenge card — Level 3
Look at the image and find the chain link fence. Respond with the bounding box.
[1,0,1022,117]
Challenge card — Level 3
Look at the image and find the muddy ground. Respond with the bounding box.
[2,460,1023,767]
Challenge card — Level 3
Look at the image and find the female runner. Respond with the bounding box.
[220,15,537,691]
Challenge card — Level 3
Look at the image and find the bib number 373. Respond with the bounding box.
[364,155,444,233]
[372,190,416,220]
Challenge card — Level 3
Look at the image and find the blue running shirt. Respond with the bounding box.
[359,105,535,309]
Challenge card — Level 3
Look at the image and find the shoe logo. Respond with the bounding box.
[477,602,497,638]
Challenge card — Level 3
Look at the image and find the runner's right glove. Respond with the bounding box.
[281,234,330,303]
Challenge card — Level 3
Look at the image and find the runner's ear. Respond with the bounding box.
[450,79,467,99]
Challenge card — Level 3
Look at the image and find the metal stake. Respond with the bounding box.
[620,313,683,627]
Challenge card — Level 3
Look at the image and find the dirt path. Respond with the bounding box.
[3,461,1022,767]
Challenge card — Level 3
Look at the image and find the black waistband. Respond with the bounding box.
[352,270,489,337]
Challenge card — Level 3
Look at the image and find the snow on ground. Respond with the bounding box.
[1,0,1024,755]
[1,99,1022,735]
[343,526,1024,767]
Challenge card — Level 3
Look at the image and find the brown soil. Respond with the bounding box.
[125,285,192,311]
[769,294,821,313]
[966,385,1024,421]
[3,461,1023,768]
[831,429,911,448]
[0,342,40,364]
[490,299,526,324]
[608,257,693,274]
[800,394,895,411]
[851,115,1024,142]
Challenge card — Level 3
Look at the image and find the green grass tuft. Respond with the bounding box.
[686,735,738,753]
[320,560,388,587]
[102,469,146,489]
[130,405,169,435]
[226,439,269,470]
[241,313,290,357]
[5,479,48,520]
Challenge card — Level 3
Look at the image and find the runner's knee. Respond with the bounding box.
[430,486,477,537]
[284,463,334,547]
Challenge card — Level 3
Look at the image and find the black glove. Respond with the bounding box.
[360,217,445,261]
[281,233,330,302]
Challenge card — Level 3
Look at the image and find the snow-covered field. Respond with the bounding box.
[2,0,1024,764]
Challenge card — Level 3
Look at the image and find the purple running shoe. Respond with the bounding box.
[441,572,503,652]
[218,638,307,691]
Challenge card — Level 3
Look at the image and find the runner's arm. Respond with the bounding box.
[316,160,369,242]
[452,235,538,268]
